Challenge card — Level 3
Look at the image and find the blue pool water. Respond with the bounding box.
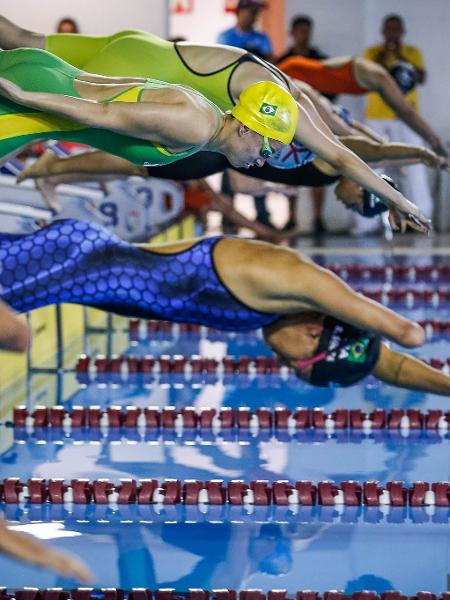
[0,258,449,593]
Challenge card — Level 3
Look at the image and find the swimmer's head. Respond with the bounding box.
[263,312,381,387]
[232,81,299,145]
[335,174,397,218]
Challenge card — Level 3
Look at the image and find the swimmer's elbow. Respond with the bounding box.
[395,321,425,348]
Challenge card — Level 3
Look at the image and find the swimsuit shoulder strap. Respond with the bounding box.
[237,53,291,88]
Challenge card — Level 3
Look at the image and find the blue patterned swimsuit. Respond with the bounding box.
[0,220,280,332]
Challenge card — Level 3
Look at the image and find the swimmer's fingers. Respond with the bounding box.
[422,150,450,170]
[388,209,400,233]
[388,208,431,235]
[441,157,450,172]
[43,550,94,583]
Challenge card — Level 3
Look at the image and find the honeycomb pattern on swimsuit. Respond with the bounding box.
[0,219,278,332]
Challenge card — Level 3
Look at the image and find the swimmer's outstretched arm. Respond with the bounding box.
[293,80,354,136]
[353,57,447,157]
[291,91,430,234]
[298,263,424,347]
[347,120,386,144]
[242,245,424,348]
[374,343,450,396]
[340,136,449,170]
[0,77,216,149]
[0,519,93,582]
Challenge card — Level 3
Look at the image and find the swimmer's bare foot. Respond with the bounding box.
[17,150,59,184]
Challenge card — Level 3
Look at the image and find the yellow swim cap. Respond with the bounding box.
[231,81,298,145]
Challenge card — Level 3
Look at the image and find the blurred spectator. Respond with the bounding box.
[357,14,431,233]
[277,15,326,62]
[277,15,329,236]
[217,0,274,234]
[217,0,273,61]
[56,17,80,34]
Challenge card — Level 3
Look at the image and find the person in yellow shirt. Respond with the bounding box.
[358,14,432,234]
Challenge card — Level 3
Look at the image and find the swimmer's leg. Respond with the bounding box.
[18,150,145,183]
[0,15,45,49]
[352,57,446,155]
[0,15,131,70]
[46,33,120,70]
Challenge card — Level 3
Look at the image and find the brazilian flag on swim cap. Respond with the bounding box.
[231,81,298,144]
[260,102,278,117]
[348,338,369,363]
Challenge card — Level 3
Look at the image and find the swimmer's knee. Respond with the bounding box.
[354,57,386,90]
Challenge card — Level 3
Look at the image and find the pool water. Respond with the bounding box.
[0,257,449,593]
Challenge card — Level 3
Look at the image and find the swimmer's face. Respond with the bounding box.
[262,312,324,380]
[227,123,284,169]
[335,178,364,214]
[291,22,312,47]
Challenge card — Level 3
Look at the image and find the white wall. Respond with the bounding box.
[2,0,169,37]
[170,0,236,43]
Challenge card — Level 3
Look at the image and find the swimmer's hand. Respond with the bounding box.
[420,148,450,171]
[35,545,94,583]
[388,205,432,235]
[0,521,94,583]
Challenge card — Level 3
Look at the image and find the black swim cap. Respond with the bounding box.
[389,61,418,94]
[359,174,398,218]
[306,317,381,387]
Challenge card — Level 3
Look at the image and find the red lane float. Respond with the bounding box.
[4,589,450,600]
[73,353,450,379]
[1,477,448,506]
[13,405,450,432]
[129,315,450,340]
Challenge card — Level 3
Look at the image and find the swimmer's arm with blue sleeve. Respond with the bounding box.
[0,77,215,148]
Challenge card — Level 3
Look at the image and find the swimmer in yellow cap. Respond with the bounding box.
[0,16,434,233]
[0,48,295,171]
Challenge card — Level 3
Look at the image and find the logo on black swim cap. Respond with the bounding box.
[259,102,278,116]
[309,317,381,388]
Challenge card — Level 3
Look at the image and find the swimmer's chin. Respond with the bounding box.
[228,158,254,169]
